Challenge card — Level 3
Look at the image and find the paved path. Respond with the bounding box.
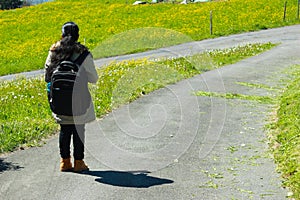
[2,25,300,199]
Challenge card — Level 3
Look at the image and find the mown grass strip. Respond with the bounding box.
[268,65,300,199]
[93,43,277,116]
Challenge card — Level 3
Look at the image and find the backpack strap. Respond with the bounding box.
[73,50,90,66]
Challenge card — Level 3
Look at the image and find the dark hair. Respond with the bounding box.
[62,22,79,42]
[45,22,88,82]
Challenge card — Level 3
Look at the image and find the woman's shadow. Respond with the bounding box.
[83,170,174,188]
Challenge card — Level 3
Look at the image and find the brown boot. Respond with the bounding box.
[60,158,73,172]
[74,160,89,172]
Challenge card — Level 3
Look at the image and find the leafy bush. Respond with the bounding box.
[0,0,22,10]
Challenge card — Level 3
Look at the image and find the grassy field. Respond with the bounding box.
[0,0,299,76]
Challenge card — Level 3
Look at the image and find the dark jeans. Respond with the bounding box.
[59,124,85,160]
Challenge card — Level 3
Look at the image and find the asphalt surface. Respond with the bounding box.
[2,25,300,199]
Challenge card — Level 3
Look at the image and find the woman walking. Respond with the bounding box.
[44,22,98,172]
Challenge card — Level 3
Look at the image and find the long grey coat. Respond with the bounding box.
[45,46,99,125]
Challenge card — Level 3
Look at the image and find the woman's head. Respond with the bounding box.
[62,22,79,42]
[48,22,86,67]
[47,22,87,80]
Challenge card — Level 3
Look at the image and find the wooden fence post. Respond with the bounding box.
[283,1,287,21]
[210,11,213,35]
[297,0,300,19]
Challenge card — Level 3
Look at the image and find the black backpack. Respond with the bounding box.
[49,50,91,116]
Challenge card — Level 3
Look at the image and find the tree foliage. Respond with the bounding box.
[0,0,23,10]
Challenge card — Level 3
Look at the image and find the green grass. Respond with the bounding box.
[0,78,57,152]
[0,0,299,76]
[267,66,300,199]
[92,27,194,58]
[0,42,275,153]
